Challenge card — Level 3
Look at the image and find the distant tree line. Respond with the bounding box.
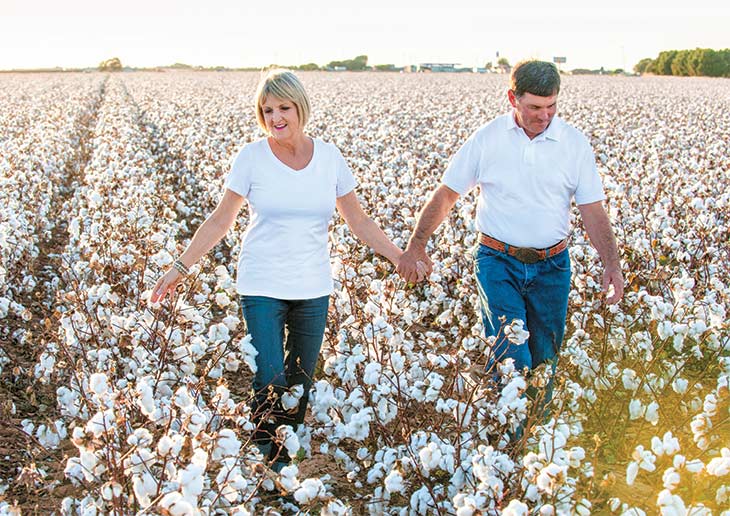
[287,55,370,71]
[571,67,625,75]
[634,48,730,77]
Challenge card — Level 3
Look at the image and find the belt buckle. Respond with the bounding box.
[513,247,540,264]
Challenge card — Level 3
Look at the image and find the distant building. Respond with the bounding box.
[418,63,458,72]
[418,63,475,73]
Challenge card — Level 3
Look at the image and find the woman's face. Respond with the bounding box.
[261,96,301,140]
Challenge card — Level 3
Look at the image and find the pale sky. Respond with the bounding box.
[2,0,728,71]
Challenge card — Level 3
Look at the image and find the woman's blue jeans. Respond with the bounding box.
[473,244,571,414]
[240,294,329,461]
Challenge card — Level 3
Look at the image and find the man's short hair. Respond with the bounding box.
[255,69,311,133]
[510,60,561,98]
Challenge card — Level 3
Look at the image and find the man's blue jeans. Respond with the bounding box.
[240,294,329,461]
[473,243,571,411]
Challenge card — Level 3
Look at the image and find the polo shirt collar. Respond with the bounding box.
[507,112,562,142]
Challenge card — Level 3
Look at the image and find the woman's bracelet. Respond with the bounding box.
[173,259,190,277]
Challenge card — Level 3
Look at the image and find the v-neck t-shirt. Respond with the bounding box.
[224,137,357,299]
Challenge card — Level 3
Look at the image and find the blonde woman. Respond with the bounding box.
[151,69,422,471]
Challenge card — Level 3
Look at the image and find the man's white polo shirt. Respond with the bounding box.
[442,113,606,249]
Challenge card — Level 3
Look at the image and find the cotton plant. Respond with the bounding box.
[2,72,730,513]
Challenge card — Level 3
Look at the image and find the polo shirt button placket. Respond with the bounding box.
[524,142,536,166]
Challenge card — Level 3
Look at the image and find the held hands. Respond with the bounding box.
[396,244,433,284]
[603,266,624,305]
[149,268,182,304]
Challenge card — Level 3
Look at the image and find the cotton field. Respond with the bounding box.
[0,71,728,515]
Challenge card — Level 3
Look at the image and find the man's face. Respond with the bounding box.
[508,90,558,139]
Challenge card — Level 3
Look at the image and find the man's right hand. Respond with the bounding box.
[396,243,433,284]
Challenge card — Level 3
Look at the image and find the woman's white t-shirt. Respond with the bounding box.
[224,137,357,299]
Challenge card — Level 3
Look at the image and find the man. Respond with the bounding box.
[398,60,623,398]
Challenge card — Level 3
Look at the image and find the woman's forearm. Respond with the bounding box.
[177,214,231,268]
[349,216,402,264]
[176,189,245,268]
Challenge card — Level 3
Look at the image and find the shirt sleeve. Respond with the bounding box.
[333,145,358,198]
[224,145,252,198]
[441,132,482,195]
[574,136,606,205]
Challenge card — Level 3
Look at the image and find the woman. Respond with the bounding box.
[150,69,423,471]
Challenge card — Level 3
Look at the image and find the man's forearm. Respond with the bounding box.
[408,185,460,249]
[579,202,620,269]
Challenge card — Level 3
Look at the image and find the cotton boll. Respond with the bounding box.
[628,399,644,420]
[174,387,194,409]
[64,457,85,484]
[656,489,686,515]
[208,323,230,344]
[536,463,566,496]
[278,465,300,492]
[294,478,326,504]
[662,468,680,490]
[222,314,240,331]
[703,394,718,417]
[184,409,207,436]
[502,499,529,516]
[178,464,206,501]
[127,428,154,448]
[212,429,241,460]
[276,426,301,459]
[85,409,115,437]
[671,378,689,394]
[504,319,529,345]
[321,499,349,516]
[644,401,660,425]
[384,469,405,494]
[716,485,729,505]
[238,335,258,374]
[706,449,730,476]
[281,385,304,411]
[214,291,230,307]
[626,461,640,486]
[684,459,704,473]
[100,481,122,501]
[662,432,680,456]
[567,447,586,469]
[622,369,640,391]
[132,471,157,508]
[344,408,373,441]
[157,433,184,458]
[159,491,195,516]
[419,442,443,473]
[363,362,382,385]
[651,436,665,457]
[88,373,108,397]
[631,446,657,473]
[151,249,173,268]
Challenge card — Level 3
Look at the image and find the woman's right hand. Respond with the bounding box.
[149,268,182,304]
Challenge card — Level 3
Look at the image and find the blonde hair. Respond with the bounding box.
[255,69,311,134]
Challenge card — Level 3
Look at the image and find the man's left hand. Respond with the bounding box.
[602,267,624,304]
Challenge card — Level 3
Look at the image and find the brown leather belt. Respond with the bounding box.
[479,233,568,264]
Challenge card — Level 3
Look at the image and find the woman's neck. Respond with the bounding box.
[270,132,309,155]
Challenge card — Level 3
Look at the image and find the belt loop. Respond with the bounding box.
[504,243,509,253]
